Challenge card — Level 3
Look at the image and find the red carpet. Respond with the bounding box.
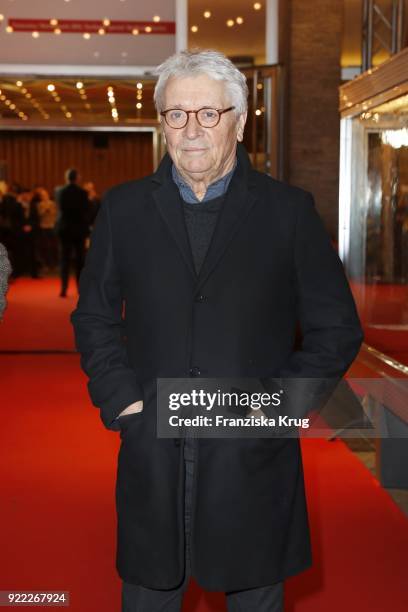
[1,277,408,609]
[0,277,76,351]
[1,353,407,611]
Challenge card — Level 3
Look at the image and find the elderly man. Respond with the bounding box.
[71,50,363,611]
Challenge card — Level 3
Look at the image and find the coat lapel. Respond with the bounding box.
[152,156,197,281]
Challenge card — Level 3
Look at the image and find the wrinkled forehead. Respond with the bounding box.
[163,74,231,109]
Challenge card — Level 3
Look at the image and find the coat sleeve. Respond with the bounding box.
[70,193,144,431]
[260,191,364,419]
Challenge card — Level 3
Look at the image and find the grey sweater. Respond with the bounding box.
[0,242,12,318]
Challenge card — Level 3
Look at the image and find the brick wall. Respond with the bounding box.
[283,0,343,238]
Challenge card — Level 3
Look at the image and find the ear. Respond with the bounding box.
[160,120,167,144]
[236,111,247,142]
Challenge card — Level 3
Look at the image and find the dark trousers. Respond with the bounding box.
[121,437,284,611]
[59,236,86,294]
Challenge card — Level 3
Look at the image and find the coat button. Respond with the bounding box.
[195,294,207,302]
[189,366,201,377]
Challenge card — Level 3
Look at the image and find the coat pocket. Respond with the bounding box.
[118,410,144,438]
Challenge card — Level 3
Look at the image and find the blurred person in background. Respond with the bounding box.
[55,169,90,297]
[36,187,58,272]
[0,182,25,278]
[83,181,101,228]
[15,187,39,278]
[24,187,42,279]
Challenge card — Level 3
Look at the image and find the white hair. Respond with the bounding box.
[153,49,248,116]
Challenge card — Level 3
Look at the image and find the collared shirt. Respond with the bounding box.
[171,158,237,203]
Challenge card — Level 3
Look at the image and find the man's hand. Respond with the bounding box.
[117,400,143,418]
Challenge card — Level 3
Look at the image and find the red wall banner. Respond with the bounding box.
[8,19,176,35]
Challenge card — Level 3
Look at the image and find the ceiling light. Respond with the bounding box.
[253,2,262,10]
[47,84,55,92]
[381,127,408,149]
[136,82,143,89]
[145,26,152,33]
[16,81,23,87]
[79,89,85,94]
[255,109,262,116]
[66,112,72,118]
[257,83,263,90]
[32,31,40,38]
[98,28,105,35]
[54,28,61,34]
[191,25,198,33]
[50,19,58,26]
[226,19,234,27]
[153,16,160,23]
[85,103,91,109]
[203,11,211,18]
[136,102,142,109]
[0,95,6,101]
[0,15,4,22]
[6,26,13,33]
[107,86,113,92]
[83,33,91,40]
[81,94,87,100]
[103,19,111,27]
[132,28,139,35]
[9,104,16,110]
[25,93,32,98]
[5,100,10,106]
[76,82,83,89]
[236,17,244,24]
[55,96,61,102]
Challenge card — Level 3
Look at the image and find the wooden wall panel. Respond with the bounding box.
[0,130,153,197]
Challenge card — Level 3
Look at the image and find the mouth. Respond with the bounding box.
[181,147,208,153]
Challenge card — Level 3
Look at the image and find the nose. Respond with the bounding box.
[184,112,203,139]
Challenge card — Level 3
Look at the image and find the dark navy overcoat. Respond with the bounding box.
[71,144,363,591]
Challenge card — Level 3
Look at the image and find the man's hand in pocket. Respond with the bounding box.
[117,400,144,418]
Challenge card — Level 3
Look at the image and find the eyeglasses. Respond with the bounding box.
[160,106,235,129]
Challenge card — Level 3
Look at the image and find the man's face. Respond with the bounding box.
[161,74,246,180]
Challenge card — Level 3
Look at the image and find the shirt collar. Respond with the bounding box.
[171,158,237,204]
